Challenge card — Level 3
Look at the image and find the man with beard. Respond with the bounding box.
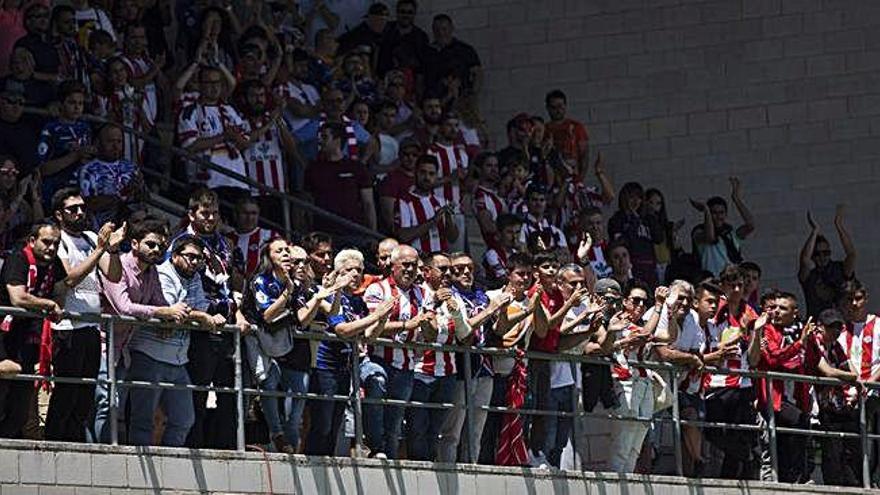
[95,215,190,443]
[426,111,468,251]
[378,137,420,233]
[239,80,298,201]
[410,95,446,147]
[0,222,67,438]
[358,238,398,294]
[228,197,277,281]
[177,66,251,200]
[396,154,458,253]
[45,188,123,442]
[437,252,511,462]
[171,189,241,449]
[361,244,433,459]
[472,152,506,247]
[294,87,372,163]
[78,123,145,226]
[799,206,857,317]
[126,235,225,446]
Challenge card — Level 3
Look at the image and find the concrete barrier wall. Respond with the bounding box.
[0,440,873,495]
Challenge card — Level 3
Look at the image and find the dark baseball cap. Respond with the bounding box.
[0,79,24,99]
[818,308,846,327]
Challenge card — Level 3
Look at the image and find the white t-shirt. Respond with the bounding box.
[54,231,101,330]
[650,305,706,395]
[276,81,320,131]
[378,133,399,167]
[177,103,250,190]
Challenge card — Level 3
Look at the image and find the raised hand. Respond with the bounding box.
[834,204,845,227]
[108,222,127,250]
[654,286,669,306]
[96,222,115,250]
[729,176,742,198]
[567,286,589,306]
[576,232,593,261]
[607,310,632,333]
[807,211,819,233]
[689,198,706,212]
[593,151,605,176]
[800,316,815,346]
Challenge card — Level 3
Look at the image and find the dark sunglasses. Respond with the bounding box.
[628,296,649,306]
[62,204,85,214]
[451,264,473,274]
[144,240,167,251]
[178,252,204,263]
[291,258,308,265]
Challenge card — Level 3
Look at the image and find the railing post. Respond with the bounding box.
[670,368,683,476]
[281,193,292,239]
[764,376,779,482]
[463,347,475,464]
[860,388,870,489]
[107,318,118,446]
[569,359,579,471]
[351,338,364,458]
[234,325,245,452]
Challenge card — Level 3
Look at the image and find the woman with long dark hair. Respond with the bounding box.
[242,238,343,453]
[645,188,684,284]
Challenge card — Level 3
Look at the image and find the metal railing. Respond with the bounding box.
[22,106,385,242]
[0,304,877,488]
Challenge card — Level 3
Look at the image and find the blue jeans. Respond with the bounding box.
[407,374,457,461]
[544,385,575,467]
[90,356,129,444]
[305,368,350,456]
[126,351,194,447]
[261,363,309,449]
[360,358,413,458]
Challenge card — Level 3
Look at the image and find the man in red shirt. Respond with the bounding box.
[544,89,589,174]
[525,251,586,467]
[304,122,377,235]
[757,292,811,483]
[378,137,420,233]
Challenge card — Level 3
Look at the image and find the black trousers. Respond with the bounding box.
[705,387,757,479]
[0,341,37,439]
[526,359,551,454]
[819,408,862,486]
[761,401,809,483]
[44,327,102,442]
[186,334,237,449]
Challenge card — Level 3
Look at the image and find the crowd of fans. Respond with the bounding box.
[0,0,875,487]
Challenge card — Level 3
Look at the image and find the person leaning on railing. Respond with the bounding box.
[94,215,191,444]
[0,222,66,439]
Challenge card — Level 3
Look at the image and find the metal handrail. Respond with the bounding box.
[0,304,876,486]
[23,106,384,241]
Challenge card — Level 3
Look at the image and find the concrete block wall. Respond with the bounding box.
[418,0,880,294]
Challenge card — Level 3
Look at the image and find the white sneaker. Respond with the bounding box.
[373,452,388,460]
[529,450,549,469]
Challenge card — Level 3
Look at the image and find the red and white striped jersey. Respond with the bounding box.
[426,142,468,213]
[612,323,649,381]
[122,55,159,119]
[396,189,449,253]
[414,285,470,377]
[840,315,880,385]
[482,247,509,281]
[242,115,287,194]
[474,185,505,245]
[228,227,276,278]
[704,302,758,390]
[177,102,250,190]
[363,277,425,371]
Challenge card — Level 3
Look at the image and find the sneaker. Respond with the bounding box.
[529,450,549,469]
[272,433,295,454]
[374,452,388,460]
[0,359,21,375]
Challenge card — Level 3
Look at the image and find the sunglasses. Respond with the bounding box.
[179,252,204,263]
[144,240,167,251]
[399,261,418,269]
[628,296,649,306]
[291,258,308,265]
[451,264,473,274]
[1,97,23,105]
[0,169,18,176]
[62,204,85,214]
[434,265,452,273]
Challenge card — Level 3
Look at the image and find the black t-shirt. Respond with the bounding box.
[422,39,481,93]
[802,260,851,318]
[0,250,67,365]
[337,23,387,58]
[13,34,60,75]
[378,23,429,76]
[0,114,43,175]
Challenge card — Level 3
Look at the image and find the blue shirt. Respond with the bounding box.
[78,158,140,225]
[317,292,366,372]
[293,118,370,162]
[37,119,93,201]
